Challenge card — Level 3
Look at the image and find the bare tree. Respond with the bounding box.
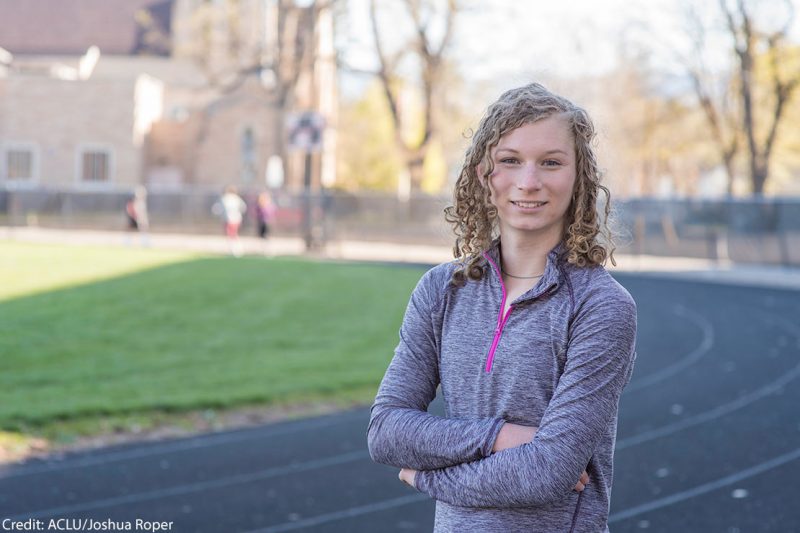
[681,6,741,195]
[181,0,336,180]
[368,0,458,193]
[672,0,799,195]
[719,0,800,194]
[265,1,330,167]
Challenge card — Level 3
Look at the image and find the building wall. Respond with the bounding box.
[0,0,336,193]
[192,77,277,188]
[0,74,141,187]
[144,117,196,186]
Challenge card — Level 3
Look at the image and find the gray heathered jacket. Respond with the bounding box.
[368,241,637,532]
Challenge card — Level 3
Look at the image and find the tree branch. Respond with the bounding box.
[763,30,800,163]
[369,0,404,139]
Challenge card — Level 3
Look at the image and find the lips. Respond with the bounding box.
[511,200,547,208]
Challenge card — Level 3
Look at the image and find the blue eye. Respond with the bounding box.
[542,159,562,167]
[500,158,519,164]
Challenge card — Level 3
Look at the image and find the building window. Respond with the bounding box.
[2,143,39,182]
[6,149,33,180]
[81,150,110,182]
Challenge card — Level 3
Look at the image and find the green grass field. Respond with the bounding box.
[0,241,426,443]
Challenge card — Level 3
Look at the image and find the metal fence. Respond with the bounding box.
[1,185,799,266]
[616,198,800,267]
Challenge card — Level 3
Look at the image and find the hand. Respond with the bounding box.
[399,468,417,488]
[574,470,590,492]
[492,423,538,453]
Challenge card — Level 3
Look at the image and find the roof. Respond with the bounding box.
[0,0,173,56]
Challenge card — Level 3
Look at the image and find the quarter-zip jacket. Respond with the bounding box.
[368,241,637,532]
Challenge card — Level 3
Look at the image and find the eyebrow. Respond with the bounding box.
[495,148,569,156]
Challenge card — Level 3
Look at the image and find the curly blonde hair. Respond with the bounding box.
[444,83,615,285]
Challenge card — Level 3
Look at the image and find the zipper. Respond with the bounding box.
[482,252,513,373]
[485,304,513,372]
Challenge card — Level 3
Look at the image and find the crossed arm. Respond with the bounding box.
[397,422,590,493]
[368,274,634,508]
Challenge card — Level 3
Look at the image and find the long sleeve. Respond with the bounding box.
[367,266,507,471]
[414,293,637,508]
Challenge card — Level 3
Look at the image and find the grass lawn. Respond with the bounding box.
[0,241,426,445]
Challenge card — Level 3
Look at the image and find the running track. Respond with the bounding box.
[1,274,798,532]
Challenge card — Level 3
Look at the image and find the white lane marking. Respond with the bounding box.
[625,305,714,393]
[617,360,800,449]
[609,446,800,523]
[294,342,798,533]
[3,450,369,520]
[244,493,430,533]
[617,312,799,449]
[0,410,366,479]
[611,311,800,522]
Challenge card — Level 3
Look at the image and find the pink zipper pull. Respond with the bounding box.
[486,305,514,372]
[482,251,514,373]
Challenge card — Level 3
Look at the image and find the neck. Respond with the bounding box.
[498,227,562,279]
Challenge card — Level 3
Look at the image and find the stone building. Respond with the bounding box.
[0,0,336,193]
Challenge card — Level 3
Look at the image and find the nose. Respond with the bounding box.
[516,164,543,190]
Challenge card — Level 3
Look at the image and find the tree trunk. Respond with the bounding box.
[368,0,457,197]
[752,158,768,195]
[407,155,425,192]
[722,151,736,196]
[272,102,288,186]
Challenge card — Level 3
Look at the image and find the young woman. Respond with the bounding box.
[367,83,637,532]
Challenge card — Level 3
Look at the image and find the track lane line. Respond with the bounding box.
[625,305,714,393]
[618,312,799,449]
[0,410,367,479]
[243,493,430,533]
[3,450,369,520]
[609,446,800,523]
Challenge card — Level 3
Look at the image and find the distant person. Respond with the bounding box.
[254,191,276,256]
[367,83,637,532]
[213,185,247,257]
[255,191,275,239]
[125,186,150,246]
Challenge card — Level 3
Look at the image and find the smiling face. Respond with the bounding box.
[487,115,577,246]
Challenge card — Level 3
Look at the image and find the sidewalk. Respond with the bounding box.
[3,226,799,291]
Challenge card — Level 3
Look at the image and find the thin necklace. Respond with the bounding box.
[501,269,544,280]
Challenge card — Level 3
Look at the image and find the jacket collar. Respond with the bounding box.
[483,238,565,302]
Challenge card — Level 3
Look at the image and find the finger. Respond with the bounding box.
[574,481,585,492]
[581,472,590,485]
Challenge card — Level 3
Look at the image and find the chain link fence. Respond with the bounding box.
[1,186,798,266]
[616,198,800,267]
